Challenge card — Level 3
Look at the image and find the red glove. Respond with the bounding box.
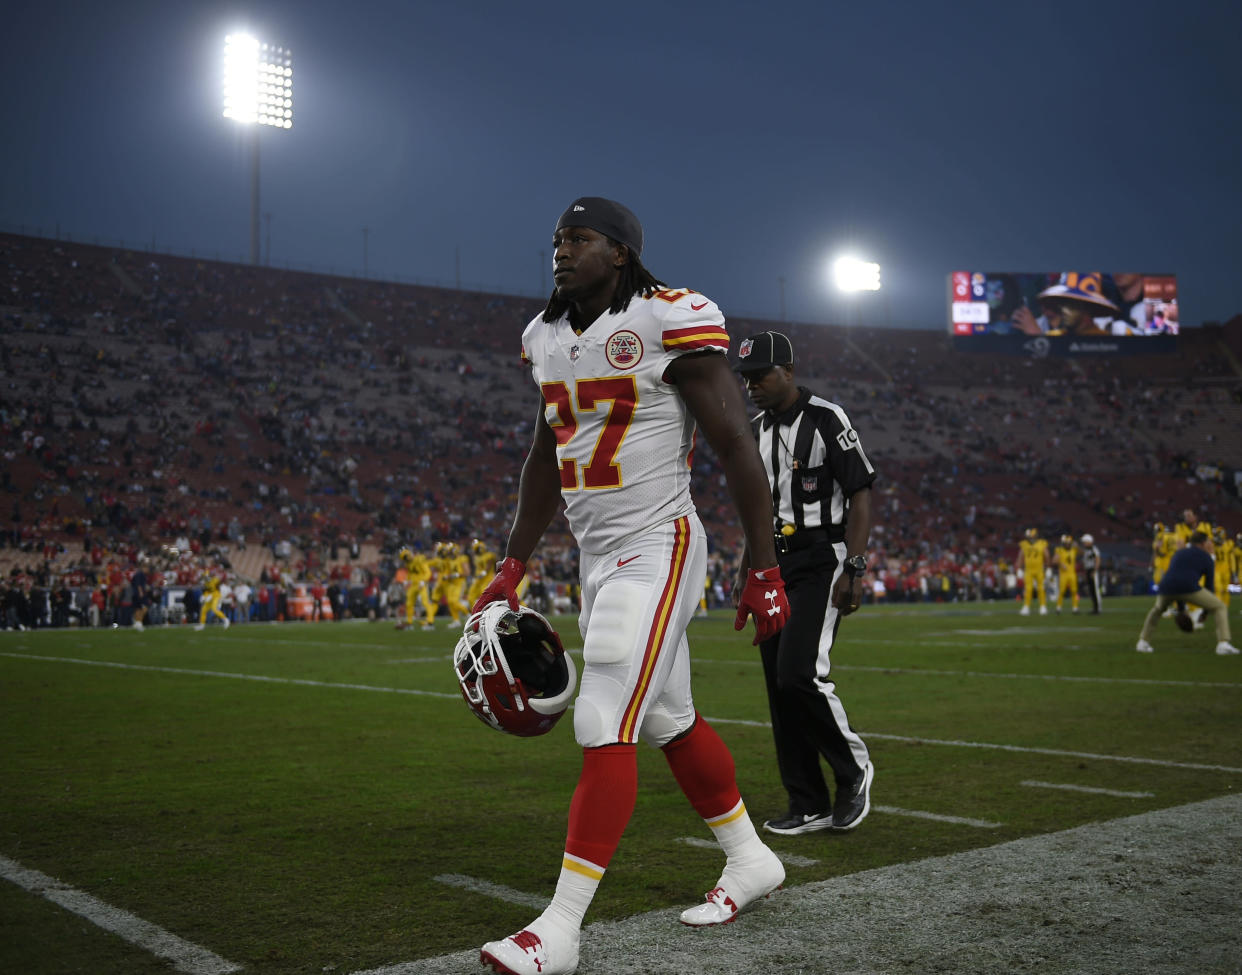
[470,557,527,613]
[733,566,790,645]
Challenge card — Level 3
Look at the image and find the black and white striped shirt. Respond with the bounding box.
[752,387,877,532]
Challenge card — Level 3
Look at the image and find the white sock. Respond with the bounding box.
[706,800,769,868]
[537,853,602,934]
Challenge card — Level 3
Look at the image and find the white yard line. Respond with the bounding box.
[832,663,1242,690]
[0,652,459,700]
[692,654,1242,691]
[431,873,548,910]
[871,805,1003,829]
[6,652,1240,775]
[0,854,241,975]
[1020,780,1154,798]
[852,730,1242,775]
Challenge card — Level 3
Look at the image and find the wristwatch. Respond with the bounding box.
[844,555,867,577]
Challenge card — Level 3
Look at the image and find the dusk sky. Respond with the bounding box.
[3,0,1239,329]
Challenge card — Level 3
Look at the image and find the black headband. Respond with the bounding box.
[555,197,643,258]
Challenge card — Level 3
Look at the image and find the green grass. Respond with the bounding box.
[2,597,1240,974]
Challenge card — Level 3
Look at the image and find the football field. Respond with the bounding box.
[2,597,1240,974]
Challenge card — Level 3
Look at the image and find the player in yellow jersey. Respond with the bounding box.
[1018,528,1049,616]
[396,547,434,631]
[466,539,498,611]
[427,542,470,627]
[195,573,229,630]
[1151,522,1178,586]
[696,575,711,618]
[1054,534,1079,613]
[1213,528,1234,609]
[1174,508,1212,547]
[1233,531,1242,601]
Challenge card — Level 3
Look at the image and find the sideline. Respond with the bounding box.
[366,793,1242,975]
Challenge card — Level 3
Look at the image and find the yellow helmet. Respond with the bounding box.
[1025,528,1038,539]
[1213,526,1226,544]
[399,546,413,562]
[1061,534,1073,545]
[1153,522,1165,535]
[471,538,488,555]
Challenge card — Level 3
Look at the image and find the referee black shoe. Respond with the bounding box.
[762,809,833,835]
[831,761,874,831]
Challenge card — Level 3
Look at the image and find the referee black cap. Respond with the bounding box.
[735,331,794,374]
[556,197,643,258]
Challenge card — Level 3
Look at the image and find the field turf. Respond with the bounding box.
[2,596,1239,974]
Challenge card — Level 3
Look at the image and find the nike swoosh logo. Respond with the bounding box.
[690,301,708,311]
[617,555,642,567]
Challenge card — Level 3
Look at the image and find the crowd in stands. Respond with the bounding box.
[3,231,1241,628]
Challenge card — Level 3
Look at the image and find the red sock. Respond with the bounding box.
[661,715,742,820]
[564,744,637,869]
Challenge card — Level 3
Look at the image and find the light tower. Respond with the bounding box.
[222,33,293,265]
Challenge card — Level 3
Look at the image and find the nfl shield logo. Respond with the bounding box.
[739,338,754,358]
[569,345,580,361]
[801,475,818,493]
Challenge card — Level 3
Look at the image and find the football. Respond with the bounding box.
[1173,610,1194,633]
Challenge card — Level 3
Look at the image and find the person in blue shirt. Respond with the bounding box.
[1136,531,1237,655]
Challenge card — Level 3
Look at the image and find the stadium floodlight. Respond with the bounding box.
[832,256,882,293]
[223,34,293,128]
[222,33,293,264]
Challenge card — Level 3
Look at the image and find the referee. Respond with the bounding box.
[735,331,876,835]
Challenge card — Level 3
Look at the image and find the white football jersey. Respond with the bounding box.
[521,288,729,554]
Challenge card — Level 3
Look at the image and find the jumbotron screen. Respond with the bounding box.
[948,271,1179,337]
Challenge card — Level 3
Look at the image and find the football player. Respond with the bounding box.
[1234,531,1242,598]
[1151,521,1177,585]
[466,538,498,611]
[471,197,790,975]
[422,543,445,626]
[1054,534,1079,613]
[1174,508,1212,547]
[1213,527,1234,609]
[426,542,468,628]
[1019,528,1049,616]
[396,547,433,631]
[194,570,229,630]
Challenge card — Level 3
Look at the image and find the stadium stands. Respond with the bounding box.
[3,230,1240,624]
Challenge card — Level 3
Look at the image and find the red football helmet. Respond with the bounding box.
[453,602,577,737]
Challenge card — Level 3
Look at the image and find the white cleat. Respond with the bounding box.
[1019,605,1030,616]
[1038,605,1048,616]
[480,920,579,975]
[194,623,205,631]
[1216,641,1240,655]
[222,617,230,629]
[1135,639,1154,653]
[132,621,144,632]
[679,846,785,927]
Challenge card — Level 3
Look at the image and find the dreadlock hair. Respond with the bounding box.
[541,244,666,323]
